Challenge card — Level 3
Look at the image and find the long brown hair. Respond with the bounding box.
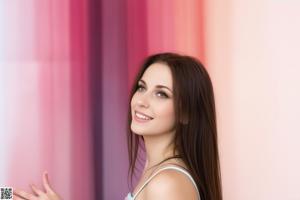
[127,52,222,200]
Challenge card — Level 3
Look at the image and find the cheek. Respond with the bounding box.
[156,102,175,124]
[130,93,137,108]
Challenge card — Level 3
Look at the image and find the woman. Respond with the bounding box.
[125,53,222,200]
[13,52,222,200]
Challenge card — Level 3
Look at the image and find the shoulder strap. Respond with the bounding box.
[132,165,201,200]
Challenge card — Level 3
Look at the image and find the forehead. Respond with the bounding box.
[140,62,173,88]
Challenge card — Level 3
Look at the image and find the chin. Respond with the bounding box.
[130,126,147,136]
[130,126,152,136]
[130,120,174,136]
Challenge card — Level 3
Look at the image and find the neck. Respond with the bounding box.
[143,132,177,171]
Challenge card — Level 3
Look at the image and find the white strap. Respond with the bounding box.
[132,165,201,199]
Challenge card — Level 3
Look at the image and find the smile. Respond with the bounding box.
[134,111,153,122]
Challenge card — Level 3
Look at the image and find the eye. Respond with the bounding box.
[136,84,145,92]
[156,91,168,98]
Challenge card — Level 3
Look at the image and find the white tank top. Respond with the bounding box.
[124,165,201,200]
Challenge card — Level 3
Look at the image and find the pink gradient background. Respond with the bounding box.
[0,0,300,199]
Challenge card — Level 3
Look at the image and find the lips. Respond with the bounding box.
[134,110,154,121]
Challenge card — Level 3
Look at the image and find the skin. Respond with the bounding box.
[131,62,198,200]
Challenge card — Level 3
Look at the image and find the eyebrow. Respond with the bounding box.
[138,79,173,93]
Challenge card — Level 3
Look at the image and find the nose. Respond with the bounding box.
[136,94,150,108]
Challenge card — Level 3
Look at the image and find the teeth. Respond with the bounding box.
[135,112,151,120]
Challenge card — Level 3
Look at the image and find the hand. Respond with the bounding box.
[13,171,62,200]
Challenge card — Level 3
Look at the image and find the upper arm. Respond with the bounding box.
[144,170,198,200]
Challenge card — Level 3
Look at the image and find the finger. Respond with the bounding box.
[13,194,27,200]
[43,171,54,193]
[13,189,37,200]
[30,184,44,196]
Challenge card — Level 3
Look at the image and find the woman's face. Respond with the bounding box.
[130,62,175,136]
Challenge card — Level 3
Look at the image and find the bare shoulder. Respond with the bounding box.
[144,168,199,200]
